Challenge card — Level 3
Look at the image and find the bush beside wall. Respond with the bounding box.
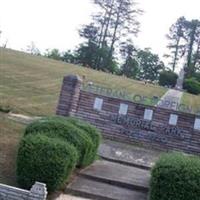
[150,152,200,200]
[17,116,101,191]
[24,117,96,167]
[67,117,101,161]
[17,134,78,192]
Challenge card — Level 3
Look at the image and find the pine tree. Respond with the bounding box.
[166,17,187,71]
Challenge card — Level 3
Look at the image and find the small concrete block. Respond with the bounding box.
[144,109,153,121]
[93,98,103,111]
[119,103,128,115]
[194,118,200,130]
[169,114,178,125]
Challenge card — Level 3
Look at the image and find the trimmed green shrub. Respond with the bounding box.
[183,78,200,95]
[17,134,78,192]
[193,72,200,82]
[67,117,101,163]
[66,117,101,149]
[150,152,200,200]
[24,117,96,167]
[159,71,178,87]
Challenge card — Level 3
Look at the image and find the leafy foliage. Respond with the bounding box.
[44,48,62,60]
[17,116,101,191]
[150,152,200,200]
[166,17,200,75]
[193,72,200,82]
[159,70,178,87]
[67,117,101,157]
[183,78,200,94]
[137,49,165,82]
[24,117,98,167]
[165,17,187,71]
[76,0,142,71]
[120,43,139,78]
[17,134,78,191]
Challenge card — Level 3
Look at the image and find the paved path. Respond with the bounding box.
[7,113,41,124]
[175,68,185,90]
[157,89,183,110]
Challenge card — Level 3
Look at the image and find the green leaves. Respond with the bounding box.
[17,116,101,191]
[150,152,200,200]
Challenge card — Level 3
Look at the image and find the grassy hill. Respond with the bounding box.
[0,47,168,116]
[0,47,200,187]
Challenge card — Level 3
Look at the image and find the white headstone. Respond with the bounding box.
[194,118,200,130]
[144,109,153,121]
[169,114,178,126]
[119,103,128,115]
[93,98,103,111]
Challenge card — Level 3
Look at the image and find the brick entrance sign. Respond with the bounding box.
[56,75,200,154]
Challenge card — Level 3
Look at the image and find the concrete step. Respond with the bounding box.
[79,160,150,192]
[98,140,160,170]
[66,176,148,200]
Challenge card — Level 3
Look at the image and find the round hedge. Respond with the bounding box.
[66,117,101,164]
[183,78,200,95]
[24,117,96,167]
[159,70,178,88]
[150,152,200,200]
[67,117,101,148]
[17,134,78,192]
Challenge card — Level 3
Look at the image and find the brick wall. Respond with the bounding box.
[0,182,47,200]
[56,75,200,155]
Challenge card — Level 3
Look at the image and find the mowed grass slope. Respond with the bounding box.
[0,47,167,116]
[0,113,25,186]
[181,93,200,114]
[0,47,166,187]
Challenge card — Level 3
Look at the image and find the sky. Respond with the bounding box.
[0,0,199,61]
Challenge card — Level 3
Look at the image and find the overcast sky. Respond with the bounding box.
[0,0,199,60]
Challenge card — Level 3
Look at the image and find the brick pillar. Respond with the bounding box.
[56,74,82,117]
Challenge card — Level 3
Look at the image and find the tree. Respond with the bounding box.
[75,41,118,73]
[159,70,178,87]
[107,0,142,63]
[184,19,200,75]
[192,39,200,71]
[165,17,187,71]
[26,42,41,55]
[76,41,99,68]
[78,0,142,71]
[44,49,62,60]
[77,22,118,72]
[62,50,76,64]
[120,42,139,78]
[137,48,165,82]
[166,17,200,76]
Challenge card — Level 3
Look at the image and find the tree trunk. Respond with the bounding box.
[187,24,197,75]
[193,39,200,69]
[101,0,114,49]
[172,37,181,71]
[107,0,123,63]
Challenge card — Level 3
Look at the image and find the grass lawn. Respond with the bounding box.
[0,113,25,186]
[181,93,200,114]
[0,47,168,187]
[1,47,200,188]
[0,47,167,116]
